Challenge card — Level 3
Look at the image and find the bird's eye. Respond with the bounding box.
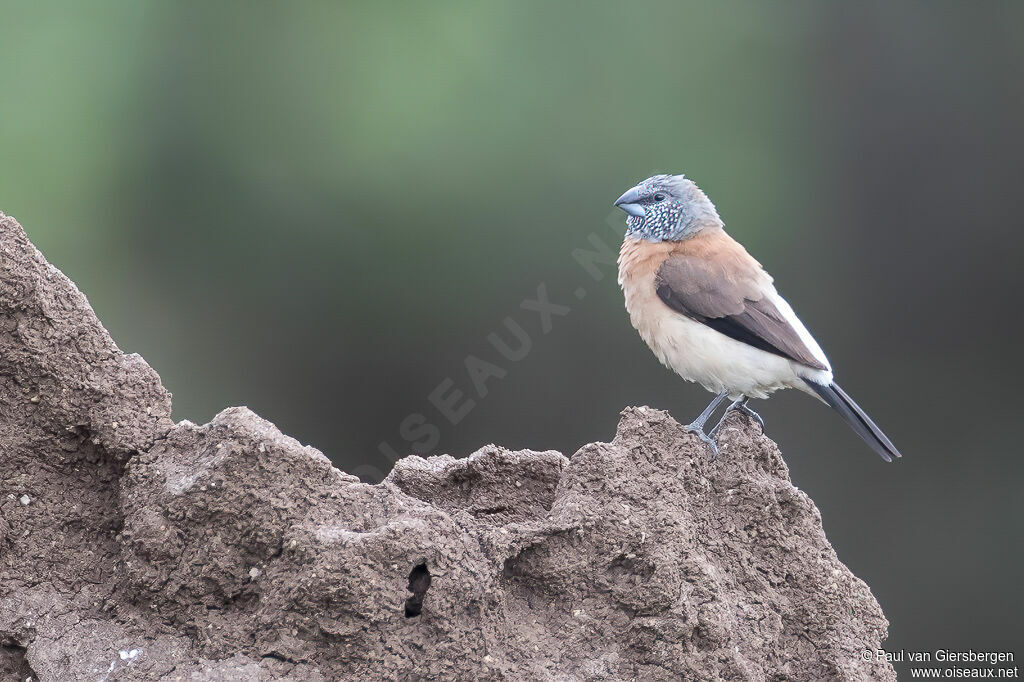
[654,193,666,202]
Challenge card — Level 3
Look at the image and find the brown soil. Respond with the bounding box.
[0,213,894,680]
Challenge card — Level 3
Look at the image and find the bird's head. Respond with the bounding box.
[614,174,723,241]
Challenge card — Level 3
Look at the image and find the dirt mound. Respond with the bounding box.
[0,212,894,680]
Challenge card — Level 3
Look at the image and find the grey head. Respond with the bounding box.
[613,174,724,241]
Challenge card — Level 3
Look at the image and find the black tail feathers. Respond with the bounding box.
[804,380,902,462]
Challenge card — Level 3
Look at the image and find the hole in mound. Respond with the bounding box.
[0,638,36,681]
[404,563,431,618]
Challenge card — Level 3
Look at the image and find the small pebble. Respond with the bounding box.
[19,495,30,506]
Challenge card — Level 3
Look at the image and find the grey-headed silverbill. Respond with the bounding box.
[614,173,901,462]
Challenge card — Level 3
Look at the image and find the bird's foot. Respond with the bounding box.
[734,402,764,432]
[709,399,764,438]
[683,422,719,458]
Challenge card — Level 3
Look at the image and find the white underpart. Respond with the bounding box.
[624,284,833,400]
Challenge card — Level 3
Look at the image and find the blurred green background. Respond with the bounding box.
[2,1,1021,673]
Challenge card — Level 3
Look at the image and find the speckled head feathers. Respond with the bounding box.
[614,174,724,242]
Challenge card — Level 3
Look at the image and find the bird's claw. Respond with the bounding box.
[710,400,765,438]
[735,403,764,432]
[683,423,720,459]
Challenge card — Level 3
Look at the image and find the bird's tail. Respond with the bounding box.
[803,380,902,462]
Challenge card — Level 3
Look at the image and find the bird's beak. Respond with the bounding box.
[614,186,646,218]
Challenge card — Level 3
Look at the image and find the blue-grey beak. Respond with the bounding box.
[614,186,646,218]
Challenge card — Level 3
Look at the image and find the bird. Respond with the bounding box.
[613,173,901,462]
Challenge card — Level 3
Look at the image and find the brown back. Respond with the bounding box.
[654,230,828,370]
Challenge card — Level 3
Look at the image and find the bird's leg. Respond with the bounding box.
[710,396,764,437]
[735,399,765,432]
[683,391,729,457]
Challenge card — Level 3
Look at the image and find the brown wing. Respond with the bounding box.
[654,234,828,370]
